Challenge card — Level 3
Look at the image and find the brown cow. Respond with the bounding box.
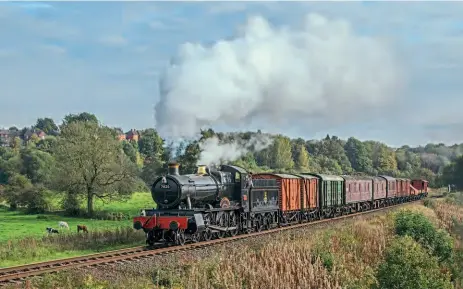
[77,224,88,233]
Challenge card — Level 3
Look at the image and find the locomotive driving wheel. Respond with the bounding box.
[228,212,238,236]
[202,228,212,241]
[255,214,263,232]
[216,213,227,239]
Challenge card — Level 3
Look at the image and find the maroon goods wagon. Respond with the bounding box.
[396,178,403,197]
[379,175,397,198]
[411,179,428,195]
[342,176,373,204]
[403,179,411,197]
[372,177,387,200]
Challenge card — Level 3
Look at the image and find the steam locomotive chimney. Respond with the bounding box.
[167,162,180,175]
[197,165,207,175]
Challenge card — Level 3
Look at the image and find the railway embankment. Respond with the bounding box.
[5,200,461,289]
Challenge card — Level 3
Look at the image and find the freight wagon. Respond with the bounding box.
[134,163,428,246]
[342,175,373,212]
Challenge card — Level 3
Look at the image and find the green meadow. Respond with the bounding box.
[0,192,154,267]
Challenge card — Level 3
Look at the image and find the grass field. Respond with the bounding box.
[0,192,153,243]
[92,192,155,216]
[0,192,154,267]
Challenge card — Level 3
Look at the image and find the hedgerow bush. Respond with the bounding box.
[376,236,453,289]
[395,210,453,262]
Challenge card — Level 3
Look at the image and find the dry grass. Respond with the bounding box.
[431,200,463,233]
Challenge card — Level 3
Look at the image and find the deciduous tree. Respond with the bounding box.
[35,117,58,135]
[53,121,139,215]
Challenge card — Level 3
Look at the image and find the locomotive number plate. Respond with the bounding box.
[160,184,170,189]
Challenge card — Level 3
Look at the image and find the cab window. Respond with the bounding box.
[235,172,241,182]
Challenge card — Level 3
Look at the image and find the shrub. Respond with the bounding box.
[22,186,52,214]
[395,210,454,262]
[375,236,453,289]
[62,193,81,216]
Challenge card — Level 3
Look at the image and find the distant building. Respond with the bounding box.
[0,129,10,146]
[125,129,140,142]
[114,128,126,141]
[23,128,47,141]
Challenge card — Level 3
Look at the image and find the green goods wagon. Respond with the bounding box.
[302,173,344,208]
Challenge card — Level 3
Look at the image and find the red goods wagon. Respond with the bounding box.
[252,173,302,212]
[372,177,387,200]
[379,175,397,198]
[411,179,428,194]
[294,174,319,210]
[342,175,373,203]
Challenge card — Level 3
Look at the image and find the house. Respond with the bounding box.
[23,128,47,141]
[125,129,139,142]
[114,128,126,141]
[36,130,46,140]
[0,129,10,146]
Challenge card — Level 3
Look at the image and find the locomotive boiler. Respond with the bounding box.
[152,162,243,210]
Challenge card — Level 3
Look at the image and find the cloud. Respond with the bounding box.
[40,44,66,54]
[154,13,402,140]
[99,35,128,47]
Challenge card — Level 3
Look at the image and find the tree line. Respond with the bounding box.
[0,112,462,216]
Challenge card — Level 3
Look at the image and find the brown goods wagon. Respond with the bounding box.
[372,177,387,200]
[411,179,428,195]
[293,174,319,210]
[342,175,373,204]
[379,175,397,198]
[252,173,302,212]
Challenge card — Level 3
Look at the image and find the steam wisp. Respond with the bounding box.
[197,134,272,166]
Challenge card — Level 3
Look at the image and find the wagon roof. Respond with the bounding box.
[412,179,428,183]
[302,173,343,181]
[341,175,373,181]
[372,176,386,182]
[378,175,396,181]
[291,174,318,180]
[253,173,300,179]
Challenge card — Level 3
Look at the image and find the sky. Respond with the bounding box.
[1,1,463,147]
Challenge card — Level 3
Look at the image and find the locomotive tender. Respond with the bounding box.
[133,162,428,246]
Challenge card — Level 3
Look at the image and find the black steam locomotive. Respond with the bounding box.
[133,162,278,245]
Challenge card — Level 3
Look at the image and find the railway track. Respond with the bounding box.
[0,200,423,286]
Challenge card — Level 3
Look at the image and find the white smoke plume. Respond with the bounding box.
[197,134,273,166]
[155,13,402,140]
